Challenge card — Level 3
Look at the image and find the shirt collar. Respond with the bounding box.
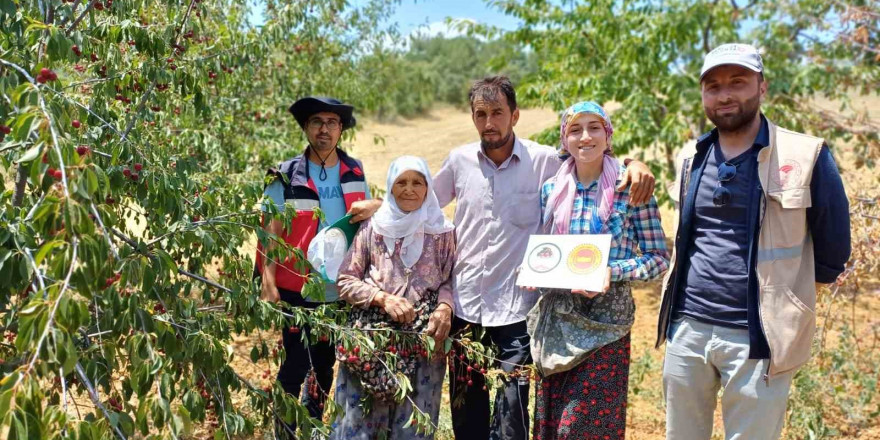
[696,114,770,153]
[478,136,522,168]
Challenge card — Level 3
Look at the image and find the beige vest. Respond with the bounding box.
[659,120,824,377]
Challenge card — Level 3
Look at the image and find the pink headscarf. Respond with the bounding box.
[542,102,619,234]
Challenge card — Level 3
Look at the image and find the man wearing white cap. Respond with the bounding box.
[656,44,851,439]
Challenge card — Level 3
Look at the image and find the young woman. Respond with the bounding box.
[332,156,455,440]
[530,102,669,440]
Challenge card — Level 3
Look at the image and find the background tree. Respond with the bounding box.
[0,0,486,438]
[480,0,878,180]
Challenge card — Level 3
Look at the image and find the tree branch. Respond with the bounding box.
[75,363,128,440]
[66,0,95,35]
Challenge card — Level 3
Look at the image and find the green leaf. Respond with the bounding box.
[34,240,65,265]
[15,142,42,163]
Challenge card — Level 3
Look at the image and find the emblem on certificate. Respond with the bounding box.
[517,234,612,292]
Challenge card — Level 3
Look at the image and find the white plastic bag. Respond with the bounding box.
[306,226,349,283]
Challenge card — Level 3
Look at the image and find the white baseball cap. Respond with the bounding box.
[700,44,763,81]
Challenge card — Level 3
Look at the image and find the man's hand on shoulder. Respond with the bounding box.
[348,199,382,223]
[617,159,656,206]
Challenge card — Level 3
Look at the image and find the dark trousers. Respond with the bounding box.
[275,289,337,438]
[448,317,532,440]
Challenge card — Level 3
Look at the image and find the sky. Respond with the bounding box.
[387,0,520,37]
[247,0,520,39]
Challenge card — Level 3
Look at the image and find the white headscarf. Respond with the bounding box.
[370,156,454,268]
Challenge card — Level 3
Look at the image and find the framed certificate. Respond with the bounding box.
[516,234,612,292]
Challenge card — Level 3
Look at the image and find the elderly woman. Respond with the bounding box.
[529,102,669,440]
[332,156,455,440]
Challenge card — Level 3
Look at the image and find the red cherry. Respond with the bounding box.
[46,167,57,178]
[289,326,300,334]
[93,1,104,10]
[467,380,474,386]
[40,68,51,77]
[76,145,89,155]
[192,215,200,222]
[337,345,346,354]
[36,74,47,84]
[363,363,371,372]
[72,120,81,128]
[0,125,10,134]
[127,40,136,46]
[41,153,49,164]
[130,173,139,181]
[353,346,360,355]
[467,366,473,372]
[134,163,143,171]
[388,346,397,354]
[346,355,358,363]
[90,53,98,62]
[122,168,131,177]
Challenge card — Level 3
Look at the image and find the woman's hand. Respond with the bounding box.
[425,303,453,344]
[374,291,415,324]
[571,267,611,298]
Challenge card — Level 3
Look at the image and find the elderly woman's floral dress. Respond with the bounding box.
[331,220,455,440]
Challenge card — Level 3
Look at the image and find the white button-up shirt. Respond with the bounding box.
[433,138,562,326]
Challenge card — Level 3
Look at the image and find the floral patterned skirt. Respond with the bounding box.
[330,355,446,440]
[534,334,631,440]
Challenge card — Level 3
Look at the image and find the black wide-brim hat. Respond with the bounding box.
[288,96,356,130]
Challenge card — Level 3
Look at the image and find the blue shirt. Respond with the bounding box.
[262,161,370,302]
[675,141,761,328]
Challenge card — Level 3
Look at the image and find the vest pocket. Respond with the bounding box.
[764,190,808,250]
[760,284,815,375]
[767,188,811,209]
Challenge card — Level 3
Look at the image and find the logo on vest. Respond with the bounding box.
[773,159,802,189]
[567,244,603,275]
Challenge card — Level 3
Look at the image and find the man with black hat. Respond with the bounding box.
[256,96,381,436]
